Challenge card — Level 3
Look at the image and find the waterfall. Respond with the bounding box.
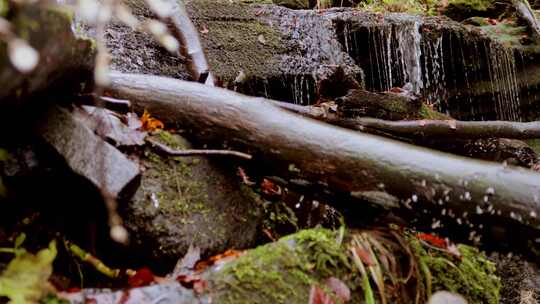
[340,15,524,121]
[486,42,521,121]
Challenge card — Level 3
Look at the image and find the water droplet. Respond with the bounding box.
[476,206,483,214]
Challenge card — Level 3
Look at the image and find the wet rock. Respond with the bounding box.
[187,0,363,104]
[122,131,263,262]
[464,138,539,167]
[329,9,540,121]
[428,291,468,304]
[61,281,208,304]
[490,252,540,304]
[37,106,140,197]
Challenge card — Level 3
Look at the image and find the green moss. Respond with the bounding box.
[410,237,500,304]
[211,228,356,304]
[526,139,540,154]
[0,0,8,17]
[189,0,287,81]
[417,104,451,120]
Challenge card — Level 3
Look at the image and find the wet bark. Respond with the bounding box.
[105,72,540,235]
[513,0,540,41]
[329,117,540,139]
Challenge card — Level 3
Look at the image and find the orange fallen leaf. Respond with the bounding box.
[195,249,244,271]
[141,110,164,132]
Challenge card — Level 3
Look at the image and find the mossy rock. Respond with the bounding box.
[410,236,501,304]
[442,0,506,21]
[206,227,500,304]
[123,131,264,262]
[209,228,357,304]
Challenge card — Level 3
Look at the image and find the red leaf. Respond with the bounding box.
[309,285,334,304]
[261,178,281,196]
[325,277,351,303]
[417,233,447,248]
[354,247,375,266]
[128,267,155,287]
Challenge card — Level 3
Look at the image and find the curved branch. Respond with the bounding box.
[334,117,540,139]
[164,0,215,85]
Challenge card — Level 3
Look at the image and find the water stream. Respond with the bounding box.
[340,15,524,121]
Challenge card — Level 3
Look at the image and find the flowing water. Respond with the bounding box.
[340,14,524,121]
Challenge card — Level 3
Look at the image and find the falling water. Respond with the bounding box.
[341,15,523,121]
[486,42,521,121]
[422,35,447,109]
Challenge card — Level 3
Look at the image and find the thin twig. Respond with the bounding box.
[146,137,252,160]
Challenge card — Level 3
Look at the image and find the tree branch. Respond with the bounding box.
[105,72,540,241]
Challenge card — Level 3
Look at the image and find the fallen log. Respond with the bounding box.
[105,72,540,238]
[331,117,540,139]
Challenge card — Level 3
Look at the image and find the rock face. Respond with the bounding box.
[329,9,540,121]
[122,132,263,261]
[187,0,363,105]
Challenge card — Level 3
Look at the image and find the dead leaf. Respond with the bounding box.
[128,267,155,287]
[417,233,446,248]
[75,106,147,146]
[141,110,164,132]
[308,285,334,304]
[195,249,244,272]
[325,277,351,303]
[261,178,281,196]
